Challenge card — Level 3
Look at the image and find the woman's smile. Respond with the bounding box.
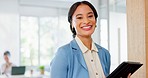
[81,25,92,31]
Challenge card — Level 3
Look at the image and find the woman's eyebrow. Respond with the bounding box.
[76,14,82,17]
[88,12,93,15]
[75,12,93,17]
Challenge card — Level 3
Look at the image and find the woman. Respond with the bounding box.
[50,1,130,78]
[1,51,15,76]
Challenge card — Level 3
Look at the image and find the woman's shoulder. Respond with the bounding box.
[55,40,77,58]
[58,43,71,52]
[11,63,16,66]
[95,43,110,54]
[57,39,76,52]
[55,42,72,56]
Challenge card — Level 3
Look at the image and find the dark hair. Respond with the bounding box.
[68,1,98,38]
[4,51,11,56]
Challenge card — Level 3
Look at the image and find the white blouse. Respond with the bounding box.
[75,36,105,78]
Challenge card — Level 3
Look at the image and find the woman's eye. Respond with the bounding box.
[76,17,83,19]
[88,15,93,18]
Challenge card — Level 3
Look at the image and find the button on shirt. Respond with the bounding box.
[75,36,105,78]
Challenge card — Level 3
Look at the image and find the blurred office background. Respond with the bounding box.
[0,0,127,75]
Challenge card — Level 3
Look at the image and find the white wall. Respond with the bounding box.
[0,0,19,65]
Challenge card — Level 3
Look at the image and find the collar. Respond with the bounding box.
[75,36,98,54]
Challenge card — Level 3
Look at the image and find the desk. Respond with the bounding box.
[0,75,49,78]
[0,70,50,78]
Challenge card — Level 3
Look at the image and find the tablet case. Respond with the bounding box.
[107,61,143,78]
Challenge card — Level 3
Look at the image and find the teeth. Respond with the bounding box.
[82,26,91,28]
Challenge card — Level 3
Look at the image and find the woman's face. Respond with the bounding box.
[72,4,96,38]
[4,55,9,62]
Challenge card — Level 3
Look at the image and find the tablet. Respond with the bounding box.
[107,61,143,78]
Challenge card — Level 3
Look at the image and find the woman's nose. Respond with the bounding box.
[83,17,90,24]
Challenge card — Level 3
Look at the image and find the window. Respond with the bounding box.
[20,16,72,66]
[19,0,86,67]
[99,0,127,72]
[20,16,39,66]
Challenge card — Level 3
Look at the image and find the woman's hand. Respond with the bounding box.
[127,73,131,78]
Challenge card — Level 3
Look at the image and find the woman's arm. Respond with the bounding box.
[50,48,68,78]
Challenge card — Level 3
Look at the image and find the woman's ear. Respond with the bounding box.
[71,24,75,29]
[72,27,75,32]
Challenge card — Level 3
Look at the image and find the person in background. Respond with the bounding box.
[50,1,131,78]
[0,51,15,76]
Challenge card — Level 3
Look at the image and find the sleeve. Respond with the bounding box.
[101,47,111,77]
[105,49,111,76]
[50,47,68,78]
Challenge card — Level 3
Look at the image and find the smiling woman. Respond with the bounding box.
[50,1,110,78]
[50,0,131,78]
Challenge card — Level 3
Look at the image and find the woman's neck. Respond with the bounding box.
[77,35,92,50]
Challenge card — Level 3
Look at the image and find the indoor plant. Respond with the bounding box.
[39,66,45,75]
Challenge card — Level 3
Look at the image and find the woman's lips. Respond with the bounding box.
[81,25,92,31]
